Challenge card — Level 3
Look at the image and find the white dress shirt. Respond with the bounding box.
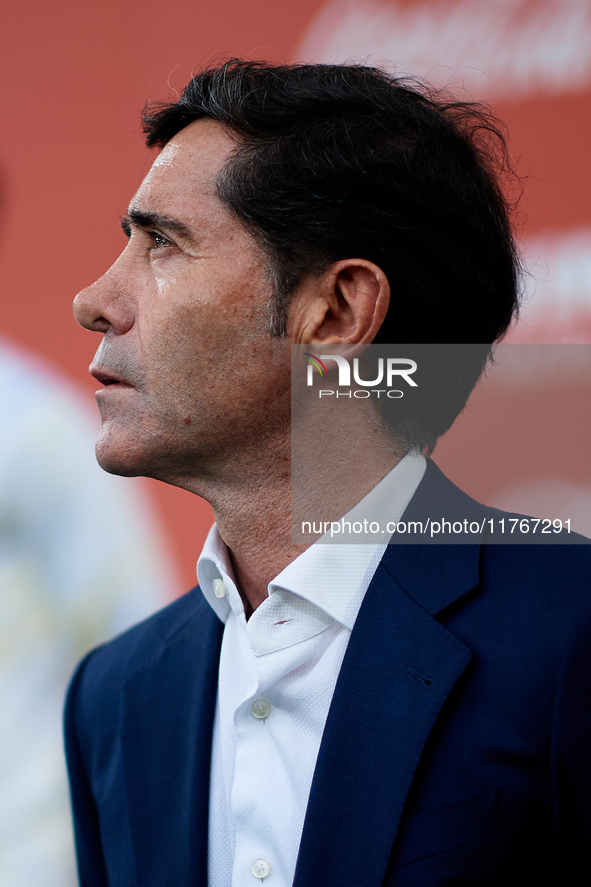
[198,451,426,887]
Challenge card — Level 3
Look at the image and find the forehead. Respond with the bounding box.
[130,119,238,222]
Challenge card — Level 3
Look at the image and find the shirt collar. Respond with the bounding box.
[197,524,241,624]
[198,451,426,630]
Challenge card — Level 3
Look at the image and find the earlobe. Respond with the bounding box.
[289,259,390,345]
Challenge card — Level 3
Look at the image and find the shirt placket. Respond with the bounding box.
[229,607,331,885]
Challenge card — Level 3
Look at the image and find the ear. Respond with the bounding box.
[288,259,390,345]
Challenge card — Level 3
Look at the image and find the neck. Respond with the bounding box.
[216,489,308,615]
[169,429,304,613]
[208,443,402,614]
[179,401,404,614]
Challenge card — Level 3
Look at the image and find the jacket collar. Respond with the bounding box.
[382,458,488,615]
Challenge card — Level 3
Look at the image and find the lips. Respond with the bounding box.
[90,366,133,388]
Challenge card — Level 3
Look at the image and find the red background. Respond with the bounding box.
[2,0,589,590]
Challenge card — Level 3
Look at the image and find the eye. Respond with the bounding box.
[147,230,173,250]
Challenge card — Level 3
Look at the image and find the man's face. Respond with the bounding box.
[73,119,291,487]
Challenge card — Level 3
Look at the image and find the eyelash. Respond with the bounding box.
[147,231,172,250]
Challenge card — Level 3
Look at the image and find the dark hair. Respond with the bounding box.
[143,59,521,451]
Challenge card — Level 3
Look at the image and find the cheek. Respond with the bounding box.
[142,309,230,418]
[138,258,279,396]
[154,269,167,294]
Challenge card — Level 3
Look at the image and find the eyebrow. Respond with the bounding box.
[120,208,195,243]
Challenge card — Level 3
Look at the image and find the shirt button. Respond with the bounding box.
[213,579,227,598]
[251,698,271,719]
[251,858,271,879]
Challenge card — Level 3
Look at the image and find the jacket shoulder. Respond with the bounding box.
[66,586,215,716]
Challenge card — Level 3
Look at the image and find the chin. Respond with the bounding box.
[94,428,152,478]
[94,423,190,482]
[95,445,144,478]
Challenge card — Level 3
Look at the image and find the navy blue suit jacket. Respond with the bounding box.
[65,461,591,885]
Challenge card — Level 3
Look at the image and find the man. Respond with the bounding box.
[65,60,591,886]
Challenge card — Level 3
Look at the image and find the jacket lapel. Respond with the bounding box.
[121,596,223,886]
[293,461,485,887]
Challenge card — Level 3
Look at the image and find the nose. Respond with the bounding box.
[73,258,135,335]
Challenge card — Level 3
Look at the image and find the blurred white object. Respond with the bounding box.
[298,0,591,102]
[0,337,175,886]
